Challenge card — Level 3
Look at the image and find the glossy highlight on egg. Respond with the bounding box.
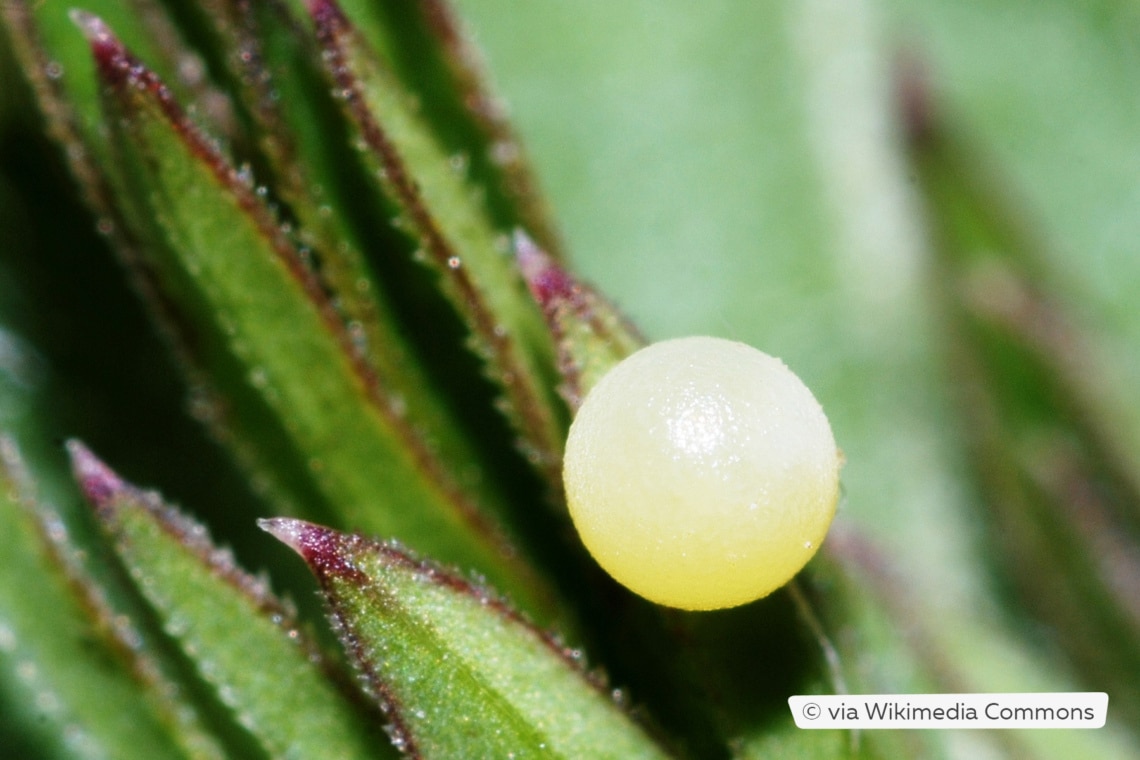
[562,336,840,610]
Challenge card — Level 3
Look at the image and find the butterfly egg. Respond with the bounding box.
[563,336,840,610]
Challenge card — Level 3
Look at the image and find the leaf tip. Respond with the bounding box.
[513,229,574,310]
[69,10,120,65]
[68,8,110,43]
[66,440,124,509]
[259,518,366,581]
[70,10,140,90]
[257,516,310,553]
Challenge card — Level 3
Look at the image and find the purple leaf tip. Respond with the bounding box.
[69,10,138,86]
[513,230,576,309]
[66,440,124,508]
[258,518,365,581]
[69,9,122,65]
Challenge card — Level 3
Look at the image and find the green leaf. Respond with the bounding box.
[316,0,565,256]
[515,232,645,411]
[77,14,556,620]
[0,437,193,760]
[305,0,568,481]
[0,0,233,267]
[262,517,673,760]
[1,1,168,171]
[189,0,535,541]
[68,442,390,760]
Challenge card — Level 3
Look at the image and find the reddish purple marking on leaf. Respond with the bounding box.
[7,9,210,416]
[74,13,136,87]
[260,518,422,756]
[66,439,125,510]
[75,12,292,262]
[262,520,636,751]
[512,231,590,406]
[69,445,302,625]
[370,542,614,697]
[306,0,345,29]
[263,519,598,681]
[259,517,369,584]
[513,230,646,411]
[513,230,579,313]
[75,12,192,150]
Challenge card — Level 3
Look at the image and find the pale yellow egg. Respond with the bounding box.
[563,336,840,610]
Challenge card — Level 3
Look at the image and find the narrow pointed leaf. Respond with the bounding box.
[0,214,246,760]
[263,517,672,760]
[194,0,525,536]
[80,16,555,619]
[515,231,645,411]
[69,442,391,760]
[198,0,435,425]
[1,0,201,185]
[307,0,567,479]
[322,0,564,256]
[0,437,193,760]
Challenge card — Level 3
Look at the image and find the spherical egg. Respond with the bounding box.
[562,336,840,610]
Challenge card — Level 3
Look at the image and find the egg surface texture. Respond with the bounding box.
[563,336,840,610]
